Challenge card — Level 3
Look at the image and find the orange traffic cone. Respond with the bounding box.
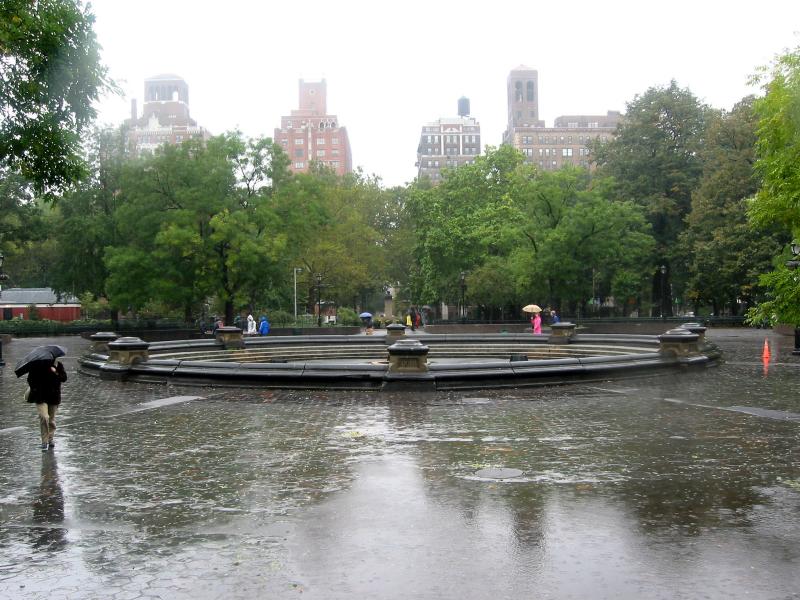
[762,338,771,360]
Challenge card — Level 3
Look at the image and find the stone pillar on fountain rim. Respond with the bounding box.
[386,338,429,372]
[658,328,700,357]
[215,326,244,349]
[385,323,407,343]
[679,322,707,344]
[548,322,576,345]
[89,331,120,353]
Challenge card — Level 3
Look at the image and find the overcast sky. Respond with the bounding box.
[91,0,800,187]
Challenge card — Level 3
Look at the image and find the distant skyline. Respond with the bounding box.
[91,0,800,187]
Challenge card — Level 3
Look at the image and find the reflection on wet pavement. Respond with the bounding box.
[0,330,799,599]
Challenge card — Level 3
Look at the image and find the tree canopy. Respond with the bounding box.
[746,46,800,326]
[0,0,113,195]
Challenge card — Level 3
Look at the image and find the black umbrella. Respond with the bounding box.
[15,345,67,378]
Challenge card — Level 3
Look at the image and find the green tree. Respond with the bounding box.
[104,133,291,324]
[592,81,710,314]
[1,0,114,194]
[746,46,800,326]
[48,126,128,306]
[280,167,390,313]
[407,147,654,317]
[679,97,785,316]
[508,168,654,315]
[0,170,46,282]
[407,145,523,305]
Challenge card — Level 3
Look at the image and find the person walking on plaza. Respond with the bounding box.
[408,307,417,332]
[246,314,257,335]
[258,315,271,336]
[532,310,542,334]
[26,357,67,451]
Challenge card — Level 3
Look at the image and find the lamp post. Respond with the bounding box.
[315,273,323,327]
[293,267,303,321]
[660,265,667,320]
[785,241,800,355]
[459,271,466,324]
[0,253,8,366]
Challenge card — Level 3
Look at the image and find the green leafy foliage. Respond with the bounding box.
[0,0,115,194]
[746,46,800,326]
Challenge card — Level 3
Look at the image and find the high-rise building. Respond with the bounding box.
[274,79,352,176]
[124,74,210,155]
[416,97,481,183]
[502,65,620,169]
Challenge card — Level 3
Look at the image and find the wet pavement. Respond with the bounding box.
[0,329,799,599]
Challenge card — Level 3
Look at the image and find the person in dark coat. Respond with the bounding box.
[26,359,67,451]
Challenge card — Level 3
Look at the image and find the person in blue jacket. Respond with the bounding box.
[258,315,270,336]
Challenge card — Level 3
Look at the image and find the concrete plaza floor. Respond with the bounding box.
[1,329,799,599]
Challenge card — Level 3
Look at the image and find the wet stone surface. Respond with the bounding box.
[1,330,800,599]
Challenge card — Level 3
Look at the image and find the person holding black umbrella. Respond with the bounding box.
[18,346,67,451]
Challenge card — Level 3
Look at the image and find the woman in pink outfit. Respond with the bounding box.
[532,311,542,334]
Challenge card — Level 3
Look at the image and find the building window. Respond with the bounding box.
[568,122,578,128]
[332,138,339,145]
[522,148,533,157]
[294,162,304,169]
[317,149,325,157]
[515,81,523,102]
[516,111,522,119]
[316,138,325,145]
[588,122,599,128]
[294,149,304,157]
[538,148,543,156]
[331,161,339,168]
[526,80,534,101]
[562,148,573,157]
[295,138,304,144]
[281,140,288,146]
[332,149,339,156]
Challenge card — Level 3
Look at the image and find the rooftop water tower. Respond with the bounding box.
[458,96,470,117]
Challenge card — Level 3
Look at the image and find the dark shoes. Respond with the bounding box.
[40,440,54,451]
[41,443,49,451]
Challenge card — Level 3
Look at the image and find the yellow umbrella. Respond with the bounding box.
[522,304,542,313]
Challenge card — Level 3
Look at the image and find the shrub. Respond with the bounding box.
[262,309,294,326]
[336,307,361,326]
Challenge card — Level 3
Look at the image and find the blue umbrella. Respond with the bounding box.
[359,312,373,318]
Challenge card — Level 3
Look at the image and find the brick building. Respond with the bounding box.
[502,65,621,169]
[0,288,81,322]
[124,74,210,155]
[274,79,353,176]
[416,97,481,183]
